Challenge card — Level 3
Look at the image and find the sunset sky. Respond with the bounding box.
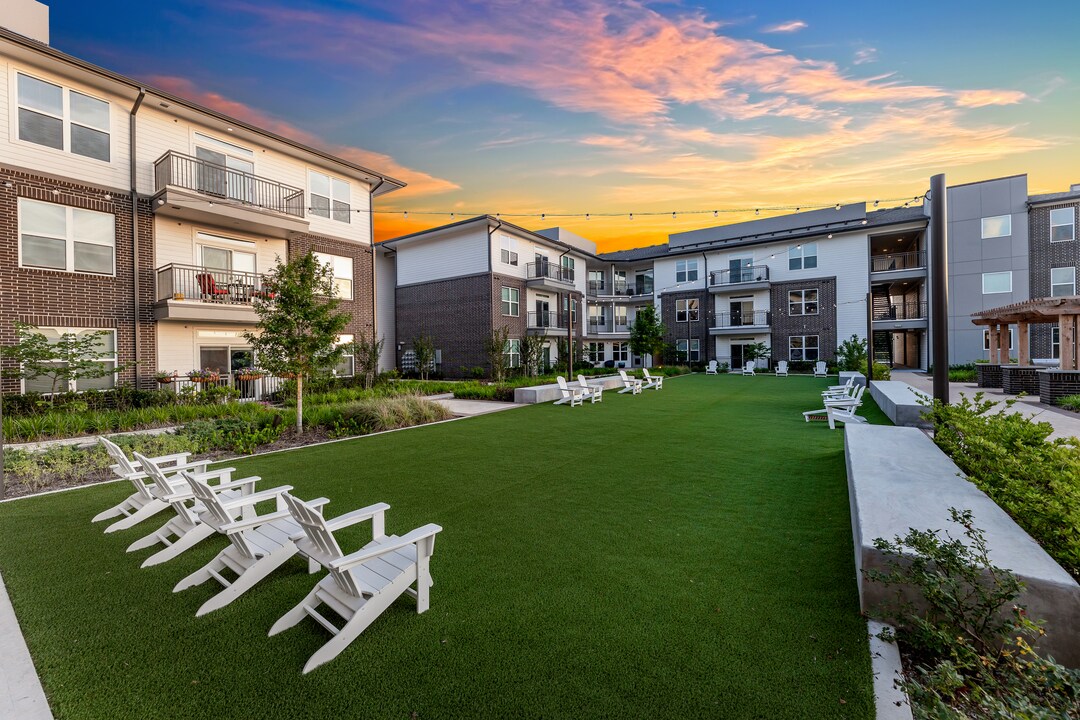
[49,0,1080,252]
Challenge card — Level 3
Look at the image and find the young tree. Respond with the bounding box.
[412,335,436,381]
[485,325,511,383]
[350,335,385,389]
[629,305,666,365]
[0,323,123,402]
[244,252,349,432]
[744,341,771,368]
[519,334,546,378]
[835,333,868,371]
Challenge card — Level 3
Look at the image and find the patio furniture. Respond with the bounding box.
[128,452,259,568]
[618,370,642,394]
[775,361,788,377]
[642,369,663,390]
[577,375,603,403]
[705,360,719,375]
[270,493,442,674]
[803,385,865,423]
[555,376,585,406]
[742,361,755,376]
[813,361,828,378]
[826,404,868,430]
[195,273,230,301]
[823,378,855,400]
[173,472,325,616]
[93,437,208,533]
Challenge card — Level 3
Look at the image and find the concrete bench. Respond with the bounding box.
[845,424,1080,667]
[839,371,866,388]
[514,375,627,404]
[867,380,929,428]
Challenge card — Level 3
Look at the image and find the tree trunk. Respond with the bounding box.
[295,374,304,433]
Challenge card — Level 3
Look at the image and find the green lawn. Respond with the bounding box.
[0,374,890,719]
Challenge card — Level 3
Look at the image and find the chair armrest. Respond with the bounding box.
[221,509,293,534]
[187,467,236,483]
[218,485,291,511]
[330,524,443,571]
[210,476,261,494]
[149,452,192,467]
[325,502,391,532]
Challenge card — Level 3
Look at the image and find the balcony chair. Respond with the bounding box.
[618,369,643,394]
[577,374,603,403]
[742,361,755,376]
[775,360,789,377]
[195,272,231,301]
[555,376,585,406]
[641,369,663,390]
[813,361,828,378]
[705,360,719,375]
[93,437,209,533]
[270,494,442,673]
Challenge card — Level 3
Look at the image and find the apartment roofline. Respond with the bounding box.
[0,26,407,196]
[946,173,1027,190]
[1028,191,1080,207]
[380,215,604,260]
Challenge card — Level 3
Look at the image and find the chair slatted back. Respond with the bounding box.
[815,361,827,375]
[744,362,754,373]
[577,375,591,391]
[131,451,180,500]
[109,443,154,500]
[778,361,788,373]
[557,376,571,397]
[185,472,258,560]
[280,494,356,594]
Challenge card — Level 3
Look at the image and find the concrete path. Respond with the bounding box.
[0,572,52,720]
[424,394,522,416]
[894,371,1080,440]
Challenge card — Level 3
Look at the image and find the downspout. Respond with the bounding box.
[369,178,385,348]
[557,248,573,377]
[129,89,146,387]
[702,251,709,364]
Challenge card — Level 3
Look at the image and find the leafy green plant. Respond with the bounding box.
[412,334,437,381]
[872,362,891,381]
[629,304,666,362]
[1058,394,1080,413]
[835,334,868,372]
[0,323,130,402]
[484,326,510,383]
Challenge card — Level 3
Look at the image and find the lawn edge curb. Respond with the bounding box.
[0,570,53,720]
[867,620,913,720]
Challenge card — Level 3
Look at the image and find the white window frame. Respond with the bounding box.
[981,215,1012,239]
[1051,267,1076,297]
[503,338,521,368]
[981,271,1012,294]
[788,289,818,316]
[313,251,353,300]
[788,243,818,271]
[333,334,355,377]
[613,341,629,363]
[675,259,699,283]
[675,298,699,322]
[500,235,518,266]
[676,338,701,362]
[1052,327,1060,359]
[308,170,351,224]
[15,71,111,162]
[18,197,116,276]
[788,335,820,362]
[1050,208,1076,243]
[501,286,519,316]
[20,327,118,394]
[983,328,1014,351]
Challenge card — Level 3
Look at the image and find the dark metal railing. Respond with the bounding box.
[587,320,630,333]
[527,311,567,329]
[710,266,770,286]
[159,372,288,402]
[526,262,574,284]
[154,151,306,218]
[589,279,636,296]
[872,301,927,321]
[587,279,606,295]
[156,263,273,305]
[871,251,926,273]
[713,310,771,328]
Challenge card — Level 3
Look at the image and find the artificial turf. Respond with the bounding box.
[0,374,891,719]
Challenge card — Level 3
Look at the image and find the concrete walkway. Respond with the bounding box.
[424,394,522,416]
[894,371,1080,440]
[0,572,52,720]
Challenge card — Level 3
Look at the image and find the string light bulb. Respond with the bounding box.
[403,211,408,218]
[827,234,833,239]
[835,203,841,210]
[104,193,112,201]
[52,188,60,196]
[713,210,718,217]
[672,211,676,219]
[755,209,760,216]
[541,213,545,220]
[585,213,590,220]
[873,200,880,207]
[629,213,634,220]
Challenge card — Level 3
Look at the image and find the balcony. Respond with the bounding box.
[152,151,309,238]
[709,266,770,293]
[527,311,569,336]
[526,262,575,291]
[872,301,928,329]
[870,251,927,280]
[154,263,273,323]
[710,310,771,335]
[159,372,288,402]
[587,280,644,298]
[586,320,631,337]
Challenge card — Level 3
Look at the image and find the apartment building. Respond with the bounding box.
[0,2,404,395]
[1027,185,1080,361]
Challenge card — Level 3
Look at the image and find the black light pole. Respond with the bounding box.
[930,173,950,404]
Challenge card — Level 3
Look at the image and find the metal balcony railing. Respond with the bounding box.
[710,266,770,286]
[154,151,306,218]
[160,372,288,402]
[156,264,274,305]
[872,301,927,321]
[587,320,631,333]
[527,311,567,329]
[713,310,771,328]
[871,251,926,273]
[526,262,575,284]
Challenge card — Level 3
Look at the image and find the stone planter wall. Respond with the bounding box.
[975,363,1002,388]
[1000,366,1040,395]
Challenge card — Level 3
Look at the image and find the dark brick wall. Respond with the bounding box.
[0,167,156,393]
[1038,370,1080,405]
[491,273,527,340]
[395,273,492,376]
[661,290,711,360]
[1029,202,1080,358]
[975,363,1003,388]
[1001,365,1040,395]
[289,233,374,344]
[769,277,837,362]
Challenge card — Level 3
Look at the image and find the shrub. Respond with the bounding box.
[1058,395,1080,413]
[872,362,891,381]
[835,334,868,372]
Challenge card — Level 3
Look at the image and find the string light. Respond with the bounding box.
[585,213,590,220]
[672,211,676,219]
[403,210,408,218]
[713,210,718,217]
[629,213,633,220]
[835,203,841,210]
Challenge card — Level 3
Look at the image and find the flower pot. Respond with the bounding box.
[173,292,185,300]
[236,374,264,381]
[155,377,176,384]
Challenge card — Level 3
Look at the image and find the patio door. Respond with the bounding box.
[730,300,753,326]
[730,257,751,283]
[536,299,550,327]
[199,345,256,398]
[195,133,255,203]
[731,343,745,368]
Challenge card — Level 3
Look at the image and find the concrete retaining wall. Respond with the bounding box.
[514,375,629,404]
[839,371,866,388]
[845,424,1080,667]
[867,381,929,428]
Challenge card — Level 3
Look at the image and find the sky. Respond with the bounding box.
[45,0,1080,252]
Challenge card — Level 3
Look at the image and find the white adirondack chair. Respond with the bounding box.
[803,385,865,422]
[555,376,585,406]
[775,361,788,377]
[742,361,755,376]
[173,471,325,616]
[826,404,869,430]
[577,375,603,403]
[127,452,259,568]
[813,361,828,377]
[705,360,718,375]
[270,493,442,674]
[93,437,208,533]
[642,369,663,390]
[618,369,642,394]
[823,378,855,400]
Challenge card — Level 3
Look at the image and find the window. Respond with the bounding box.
[1052,327,1060,360]
[587,342,604,364]
[197,233,257,275]
[503,339,521,368]
[1051,267,1076,297]
[17,73,110,161]
[313,252,353,300]
[500,235,518,266]
[21,328,117,393]
[983,328,1014,350]
[675,298,699,322]
[334,334,355,377]
[675,259,699,283]
[788,243,817,271]
[588,270,605,292]
[982,271,1012,294]
[194,133,255,203]
[634,270,653,295]
[501,286,519,316]
[676,339,700,362]
[309,170,351,223]
[1051,208,1076,243]
[19,198,115,275]
[561,256,576,281]
[614,306,628,329]
[981,215,1011,239]
[789,335,819,362]
[562,296,578,323]
[613,341,629,363]
[788,289,818,316]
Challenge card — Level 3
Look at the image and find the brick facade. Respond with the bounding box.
[491,273,527,340]
[288,232,375,344]
[395,273,492,376]
[1028,201,1080,359]
[0,167,156,393]
[661,290,711,362]
[769,277,837,363]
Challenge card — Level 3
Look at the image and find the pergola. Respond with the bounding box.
[971,296,1080,368]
